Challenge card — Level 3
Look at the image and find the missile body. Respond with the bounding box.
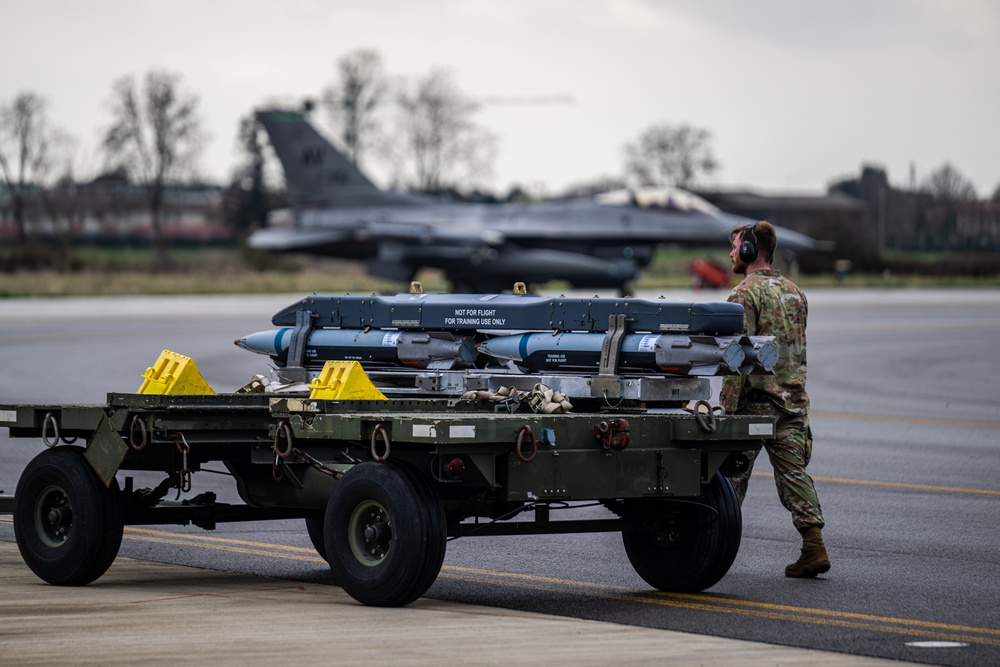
[235,328,478,369]
[477,333,777,376]
[235,327,776,376]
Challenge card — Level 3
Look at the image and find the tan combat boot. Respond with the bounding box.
[785,526,830,578]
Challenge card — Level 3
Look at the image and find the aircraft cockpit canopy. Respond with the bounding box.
[595,187,721,215]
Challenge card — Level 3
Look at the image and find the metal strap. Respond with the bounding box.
[287,309,314,368]
[598,314,627,377]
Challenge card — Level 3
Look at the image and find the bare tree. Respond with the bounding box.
[394,67,495,192]
[102,69,204,264]
[38,174,83,270]
[37,131,98,270]
[918,163,980,251]
[624,123,718,189]
[322,48,387,168]
[921,163,977,202]
[0,92,58,249]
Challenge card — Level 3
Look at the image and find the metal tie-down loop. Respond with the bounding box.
[273,420,294,459]
[272,450,284,482]
[516,424,537,463]
[271,420,295,481]
[41,412,78,446]
[129,416,148,451]
[170,432,193,496]
[271,420,346,480]
[693,399,722,434]
[41,412,60,448]
[371,423,391,462]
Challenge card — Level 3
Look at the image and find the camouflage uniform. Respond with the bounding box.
[719,269,825,531]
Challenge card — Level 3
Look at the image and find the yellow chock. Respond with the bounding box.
[309,360,387,401]
[138,350,217,396]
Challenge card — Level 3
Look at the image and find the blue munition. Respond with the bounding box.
[477,333,776,376]
[235,328,478,369]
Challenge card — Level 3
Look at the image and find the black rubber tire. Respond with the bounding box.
[14,447,124,586]
[304,515,327,561]
[622,471,742,592]
[394,462,447,603]
[324,462,446,607]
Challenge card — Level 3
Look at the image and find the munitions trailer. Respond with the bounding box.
[0,290,775,606]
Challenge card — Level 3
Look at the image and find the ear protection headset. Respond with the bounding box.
[739,222,758,263]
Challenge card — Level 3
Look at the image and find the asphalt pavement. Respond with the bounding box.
[0,538,913,667]
[2,288,998,666]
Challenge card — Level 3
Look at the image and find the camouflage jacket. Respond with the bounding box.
[719,269,810,416]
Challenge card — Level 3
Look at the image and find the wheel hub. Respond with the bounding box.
[47,506,73,526]
[35,485,73,548]
[348,501,392,566]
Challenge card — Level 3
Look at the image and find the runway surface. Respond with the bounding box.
[1,288,998,666]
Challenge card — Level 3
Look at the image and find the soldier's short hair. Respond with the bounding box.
[729,220,777,263]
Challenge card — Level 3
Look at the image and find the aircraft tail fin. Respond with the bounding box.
[256,109,406,207]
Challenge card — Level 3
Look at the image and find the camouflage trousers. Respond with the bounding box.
[727,405,825,532]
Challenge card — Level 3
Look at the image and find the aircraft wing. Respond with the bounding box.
[246,227,356,252]
[356,220,505,247]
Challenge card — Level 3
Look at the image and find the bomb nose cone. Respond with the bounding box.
[234,329,290,357]
[477,335,527,361]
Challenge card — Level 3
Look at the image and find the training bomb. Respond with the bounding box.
[477,332,777,376]
[235,328,478,370]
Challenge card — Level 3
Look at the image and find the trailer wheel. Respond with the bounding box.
[394,462,447,602]
[14,447,124,586]
[304,515,327,561]
[324,462,445,607]
[622,471,741,592]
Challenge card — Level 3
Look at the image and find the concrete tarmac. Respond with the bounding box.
[0,541,915,667]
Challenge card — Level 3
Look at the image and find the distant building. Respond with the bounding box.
[0,177,233,246]
[697,166,1000,270]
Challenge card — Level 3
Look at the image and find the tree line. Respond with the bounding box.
[2,47,998,269]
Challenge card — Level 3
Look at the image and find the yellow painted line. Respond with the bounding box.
[444,565,1000,639]
[751,471,1000,496]
[628,591,1000,648]
[438,572,1000,648]
[112,529,1000,647]
[812,410,1000,430]
[663,591,1000,638]
[6,518,995,648]
[445,564,619,590]
[126,526,321,554]
[125,533,326,564]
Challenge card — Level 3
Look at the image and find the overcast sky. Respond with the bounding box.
[3,0,998,197]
